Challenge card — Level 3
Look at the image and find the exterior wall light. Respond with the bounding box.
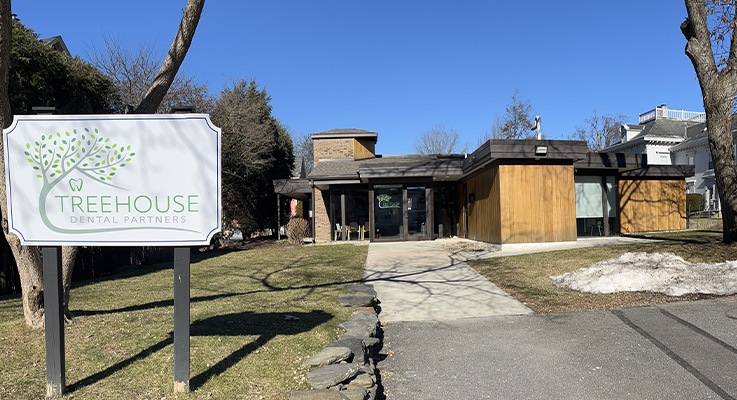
[535,145,548,156]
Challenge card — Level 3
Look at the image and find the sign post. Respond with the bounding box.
[173,247,190,392]
[3,114,221,396]
[42,246,64,397]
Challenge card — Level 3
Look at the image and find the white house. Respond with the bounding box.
[604,105,705,165]
[670,121,730,212]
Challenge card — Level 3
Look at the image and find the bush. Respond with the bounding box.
[687,193,704,213]
[286,218,309,245]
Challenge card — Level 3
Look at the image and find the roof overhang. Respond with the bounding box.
[273,178,312,201]
[463,139,589,174]
[358,160,464,182]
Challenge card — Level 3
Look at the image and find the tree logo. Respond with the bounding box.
[376,193,400,209]
[25,127,196,234]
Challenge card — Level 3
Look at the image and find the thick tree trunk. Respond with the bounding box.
[705,99,737,242]
[135,0,205,113]
[0,1,45,328]
[61,246,77,320]
[683,0,737,243]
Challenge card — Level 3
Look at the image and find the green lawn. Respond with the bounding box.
[0,243,367,399]
[469,231,737,313]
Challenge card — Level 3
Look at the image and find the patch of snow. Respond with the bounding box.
[551,252,737,296]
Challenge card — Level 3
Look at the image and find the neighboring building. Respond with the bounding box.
[41,36,71,57]
[670,119,737,213]
[275,128,694,247]
[603,104,705,165]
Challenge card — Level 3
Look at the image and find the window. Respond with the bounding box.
[687,153,694,165]
[657,152,669,164]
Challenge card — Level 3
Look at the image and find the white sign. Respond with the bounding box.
[3,114,221,246]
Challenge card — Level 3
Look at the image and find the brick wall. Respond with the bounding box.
[314,138,354,161]
[313,188,331,241]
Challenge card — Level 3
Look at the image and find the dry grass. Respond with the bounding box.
[0,243,367,400]
[469,231,737,313]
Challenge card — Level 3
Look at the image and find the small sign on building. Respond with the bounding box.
[4,114,221,246]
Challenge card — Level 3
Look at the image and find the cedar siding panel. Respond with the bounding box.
[354,138,376,160]
[498,165,577,244]
[463,164,576,244]
[465,167,502,243]
[618,179,686,233]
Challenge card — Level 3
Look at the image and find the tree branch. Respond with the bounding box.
[134,0,205,113]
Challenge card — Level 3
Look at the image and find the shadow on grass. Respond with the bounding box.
[624,231,722,245]
[68,310,333,393]
[71,292,245,316]
[69,239,278,292]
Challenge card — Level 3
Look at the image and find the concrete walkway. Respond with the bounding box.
[364,240,532,323]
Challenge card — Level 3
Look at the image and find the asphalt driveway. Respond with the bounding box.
[368,240,737,400]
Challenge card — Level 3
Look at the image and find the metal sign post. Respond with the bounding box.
[42,246,65,397]
[173,247,190,392]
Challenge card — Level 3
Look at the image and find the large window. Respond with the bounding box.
[330,188,369,241]
[575,176,616,236]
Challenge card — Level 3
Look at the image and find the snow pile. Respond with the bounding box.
[551,252,737,296]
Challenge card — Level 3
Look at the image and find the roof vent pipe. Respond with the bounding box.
[530,115,542,140]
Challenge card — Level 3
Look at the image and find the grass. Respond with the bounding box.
[469,230,737,313]
[0,242,368,400]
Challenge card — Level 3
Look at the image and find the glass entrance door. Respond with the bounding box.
[373,185,429,241]
[374,187,403,240]
[406,186,427,239]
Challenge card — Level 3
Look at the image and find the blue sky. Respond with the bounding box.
[15,1,703,155]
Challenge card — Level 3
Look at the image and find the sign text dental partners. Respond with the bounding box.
[3,114,221,246]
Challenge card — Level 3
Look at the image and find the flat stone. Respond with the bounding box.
[339,388,368,400]
[345,283,377,297]
[302,346,352,368]
[346,371,375,389]
[361,337,380,348]
[366,385,378,400]
[328,338,367,364]
[289,389,350,400]
[338,293,376,307]
[352,306,378,316]
[351,311,379,324]
[306,363,362,389]
[340,320,377,337]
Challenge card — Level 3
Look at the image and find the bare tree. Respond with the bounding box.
[572,111,628,151]
[88,36,213,114]
[414,125,468,154]
[0,0,206,328]
[291,132,314,173]
[481,90,537,141]
[682,0,737,243]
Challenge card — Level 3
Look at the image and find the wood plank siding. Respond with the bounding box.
[354,138,376,160]
[498,165,576,243]
[618,179,686,233]
[464,167,502,243]
[462,164,576,244]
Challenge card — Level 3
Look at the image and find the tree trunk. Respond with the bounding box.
[135,0,205,114]
[61,246,77,320]
[0,1,45,328]
[682,0,737,243]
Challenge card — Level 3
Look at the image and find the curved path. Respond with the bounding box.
[364,240,532,323]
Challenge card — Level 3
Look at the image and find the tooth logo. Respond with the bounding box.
[69,178,83,192]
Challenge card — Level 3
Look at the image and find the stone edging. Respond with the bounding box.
[289,283,382,400]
